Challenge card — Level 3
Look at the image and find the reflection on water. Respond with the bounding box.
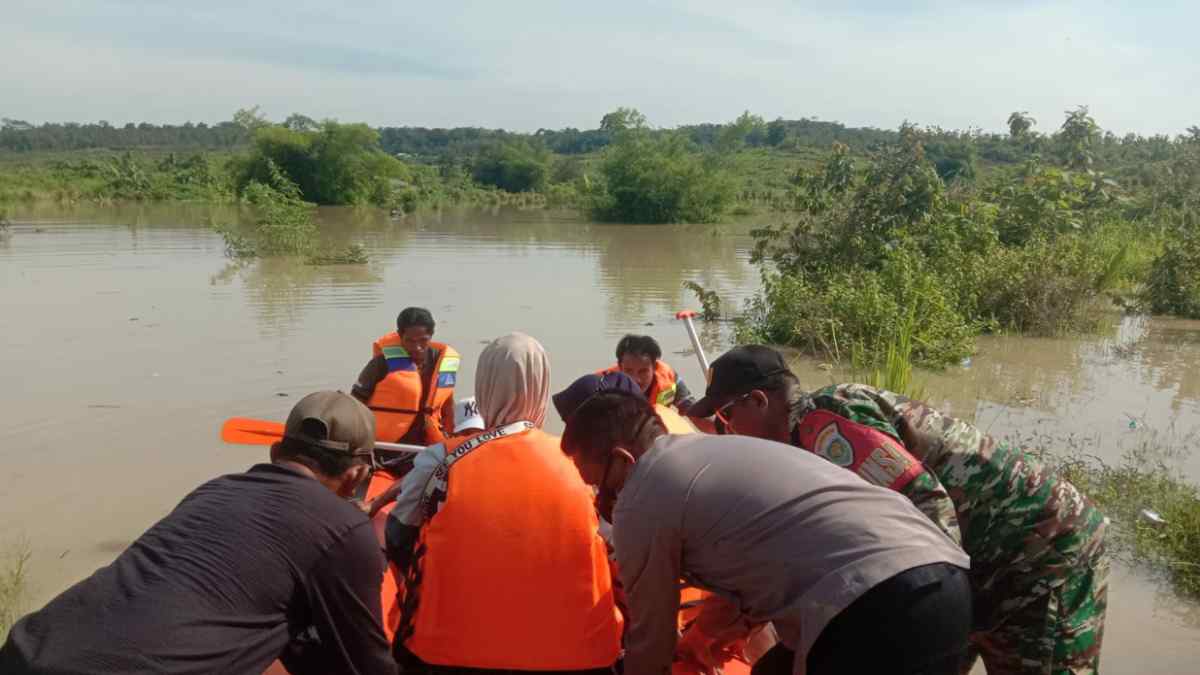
[3,203,1200,668]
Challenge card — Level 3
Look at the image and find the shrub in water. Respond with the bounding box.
[1145,229,1200,319]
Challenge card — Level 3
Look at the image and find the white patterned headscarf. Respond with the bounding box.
[475,332,551,429]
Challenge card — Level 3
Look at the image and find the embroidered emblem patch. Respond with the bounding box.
[859,443,915,486]
[814,422,854,467]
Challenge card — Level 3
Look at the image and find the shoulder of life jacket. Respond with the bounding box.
[367,334,460,443]
[793,408,925,492]
[599,360,680,407]
[399,424,623,670]
[656,403,697,435]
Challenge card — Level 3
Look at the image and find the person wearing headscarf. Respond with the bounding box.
[378,333,624,675]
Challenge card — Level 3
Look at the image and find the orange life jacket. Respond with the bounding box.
[366,335,460,444]
[794,409,925,491]
[656,403,697,434]
[599,360,680,407]
[398,424,624,670]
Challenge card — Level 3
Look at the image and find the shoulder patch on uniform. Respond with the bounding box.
[859,443,916,486]
[815,422,855,467]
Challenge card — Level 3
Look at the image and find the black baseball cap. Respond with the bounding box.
[689,346,793,418]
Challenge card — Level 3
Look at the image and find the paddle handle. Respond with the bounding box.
[674,310,711,381]
[377,441,424,454]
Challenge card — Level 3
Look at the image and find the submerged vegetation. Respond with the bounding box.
[1038,429,1200,599]
[739,110,1200,368]
[0,539,31,640]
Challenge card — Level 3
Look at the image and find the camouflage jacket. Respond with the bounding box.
[800,384,1108,598]
[789,385,962,545]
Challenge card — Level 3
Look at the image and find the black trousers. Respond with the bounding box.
[751,562,972,675]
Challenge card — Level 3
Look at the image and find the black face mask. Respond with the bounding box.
[596,487,618,524]
[595,451,620,523]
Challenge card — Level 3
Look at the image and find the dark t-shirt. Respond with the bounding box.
[0,464,396,675]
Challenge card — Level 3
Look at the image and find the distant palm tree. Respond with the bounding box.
[1007,111,1036,139]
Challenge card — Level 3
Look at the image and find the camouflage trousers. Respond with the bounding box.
[964,545,1110,675]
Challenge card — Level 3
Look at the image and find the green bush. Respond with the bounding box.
[1145,230,1200,318]
[591,131,736,223]
[472,140,550,192]
[237,121,406,206]
[738,248,975,367]
[213,163,316,258]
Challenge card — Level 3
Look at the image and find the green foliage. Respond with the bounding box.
[1007,111,1036,139]
[213,163,317,258]
[717,111,767,152]
[972,226,1131,334]
[599,107,647,132]
[738,248,975,368]
[766,118,788,147]
[591,130,736,223]
[682,281,722,320]
[849,306,926,400]
[238,121,406,206]
[1057,106,1101,171]
[1145,230,1200,318]
[744,109,1165,370]
[307,243,369,266]
[472,140,550,192]
[1052,434,1200,598]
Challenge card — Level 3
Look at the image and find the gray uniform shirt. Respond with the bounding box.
[613,433,969,675]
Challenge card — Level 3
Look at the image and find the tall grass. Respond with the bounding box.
[1035,428,1200,599]
[847,306,927,400]
[0,540,31,640]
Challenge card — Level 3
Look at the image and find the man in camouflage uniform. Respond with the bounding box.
[689,346,1109,675]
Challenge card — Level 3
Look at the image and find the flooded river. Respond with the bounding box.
[2,203,1199,670]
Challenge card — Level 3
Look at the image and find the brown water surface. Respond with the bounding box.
[2,204,1198,669]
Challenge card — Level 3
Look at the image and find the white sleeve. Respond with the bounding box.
[387,442,446,527]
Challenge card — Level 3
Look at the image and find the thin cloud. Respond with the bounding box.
[2,0,1196,135]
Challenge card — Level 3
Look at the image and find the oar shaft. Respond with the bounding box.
[679,313,711,378]
[377,441,423,454]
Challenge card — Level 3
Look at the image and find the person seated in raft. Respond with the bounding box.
[690,344,1111,675]
[351,306,460,446]
[376,333,624,675]
[561,390,972,675]
[0,392,396,675]
[599,334,698,415]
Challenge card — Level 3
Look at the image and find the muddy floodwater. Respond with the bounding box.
[3,203,1200,670]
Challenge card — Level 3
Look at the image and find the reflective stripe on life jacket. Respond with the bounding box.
[599,359,680,407]
[399,425,623,669]
[794,408,925,491]
[366,334,459,444]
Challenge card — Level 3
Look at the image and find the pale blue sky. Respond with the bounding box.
[3,1,1196,135]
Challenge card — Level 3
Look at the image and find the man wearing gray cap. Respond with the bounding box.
[0,391,397,675]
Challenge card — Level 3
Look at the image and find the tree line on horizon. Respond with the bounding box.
[4,109,1196,172]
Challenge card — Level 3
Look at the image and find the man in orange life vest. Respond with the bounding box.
[352,307,461,445]
[600,335,698,415]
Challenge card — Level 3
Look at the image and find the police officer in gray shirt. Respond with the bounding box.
[561,391,971,675]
